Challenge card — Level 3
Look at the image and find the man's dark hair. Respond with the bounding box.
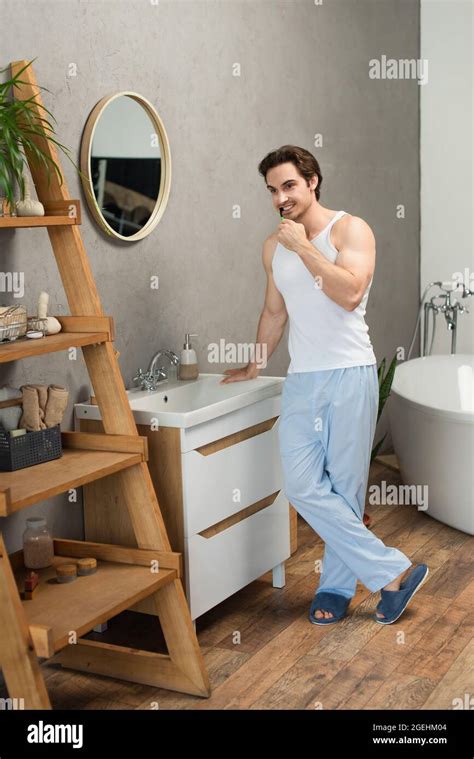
[258,144,323,201]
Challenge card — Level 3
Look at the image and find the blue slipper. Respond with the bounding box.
[309,591,351,625]
[375,563,429,625]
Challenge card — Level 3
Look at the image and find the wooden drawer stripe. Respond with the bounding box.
[195,416,278,456]
[198,490,280,538]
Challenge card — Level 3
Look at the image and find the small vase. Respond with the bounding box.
[15,170,44,217]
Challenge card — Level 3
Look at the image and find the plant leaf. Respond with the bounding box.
[370,434,387,463]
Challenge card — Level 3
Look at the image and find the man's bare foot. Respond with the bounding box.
[314,609,334,620]
[376,565,413,619]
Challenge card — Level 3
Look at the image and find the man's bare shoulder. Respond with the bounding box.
[333,214,375,249]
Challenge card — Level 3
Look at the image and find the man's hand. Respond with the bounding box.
[220,364,259,384]
[277,219,308,253]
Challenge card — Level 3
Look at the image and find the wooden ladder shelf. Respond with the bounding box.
[0,60,210,708]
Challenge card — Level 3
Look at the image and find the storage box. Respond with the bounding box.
[0,424,62,471]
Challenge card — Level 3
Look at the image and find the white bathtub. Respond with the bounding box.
[388,354,474,535]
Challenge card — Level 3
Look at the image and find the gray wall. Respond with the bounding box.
[1,0,420,551]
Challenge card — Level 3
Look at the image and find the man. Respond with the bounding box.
[220,145,429,625]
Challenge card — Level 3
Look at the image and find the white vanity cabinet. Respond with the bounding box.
[179,394,289,619]
[75,389,293,621]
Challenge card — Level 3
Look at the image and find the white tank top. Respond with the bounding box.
[272,210,376,373]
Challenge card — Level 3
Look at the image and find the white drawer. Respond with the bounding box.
[185,490,290,620]
[180,395,281,452]
[181,418,283,536]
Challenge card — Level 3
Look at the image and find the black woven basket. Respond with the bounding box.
[0,424,62,471]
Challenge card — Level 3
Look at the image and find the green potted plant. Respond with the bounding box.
[0,57,87,214]
[364,354,398,527]
[371,354,398,462]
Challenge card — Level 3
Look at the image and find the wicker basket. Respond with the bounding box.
[0,305,27,341]
[0,424,62,471]
[27,315,48,335]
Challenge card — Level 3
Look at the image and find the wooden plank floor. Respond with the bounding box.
[2,459,473,710]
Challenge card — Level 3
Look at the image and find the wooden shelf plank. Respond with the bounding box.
[0,200,81,228]
[61,431,148,459]
[13,554,175,655]
[0,216,80,228]
[0,449,143,515]
[0,331,109,363]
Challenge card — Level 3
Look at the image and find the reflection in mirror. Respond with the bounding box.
[90,96,161,237]
[81,91,171,241]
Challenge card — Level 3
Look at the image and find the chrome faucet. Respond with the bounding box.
[148,349,180,378]
[133,348,180,391]
[408,280,473,359]
[422,282,471,356]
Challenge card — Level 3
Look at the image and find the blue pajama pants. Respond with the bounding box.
[278,364,412,597]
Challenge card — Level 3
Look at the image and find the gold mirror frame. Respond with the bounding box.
[80,91,171,241]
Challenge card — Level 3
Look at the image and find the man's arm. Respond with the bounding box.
[220,235,288,383]
[251,234,289,370]
[295,216,376,311]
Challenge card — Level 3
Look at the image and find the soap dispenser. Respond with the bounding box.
[178,333,199,380]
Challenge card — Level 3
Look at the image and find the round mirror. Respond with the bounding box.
[80,92,171,241]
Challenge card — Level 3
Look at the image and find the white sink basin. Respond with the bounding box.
[75,372,284,428]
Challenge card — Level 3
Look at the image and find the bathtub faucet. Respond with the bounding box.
[423,283,471,355]
[408,280,473,359]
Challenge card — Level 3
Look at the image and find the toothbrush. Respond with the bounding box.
[279,206,285,220]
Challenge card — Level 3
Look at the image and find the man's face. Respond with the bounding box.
[265,163,317,218]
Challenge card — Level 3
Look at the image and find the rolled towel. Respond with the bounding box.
[19,385,44,431]
[44,385,69,428]
[31,384,49,428]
